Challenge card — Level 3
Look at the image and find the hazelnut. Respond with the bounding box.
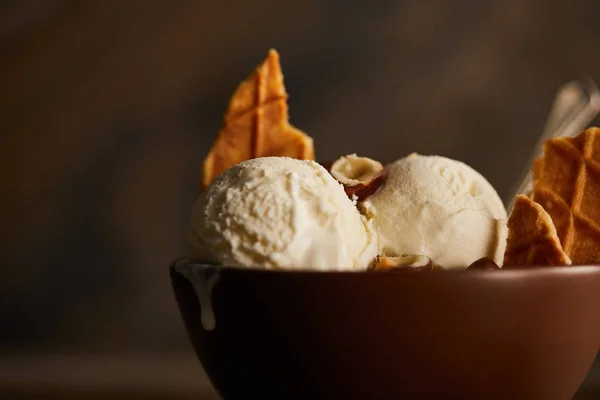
[374,255,433,272]
[467,257,500,270]
[330,154,385,201]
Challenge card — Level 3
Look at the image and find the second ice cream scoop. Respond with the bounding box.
[362,154,507,268]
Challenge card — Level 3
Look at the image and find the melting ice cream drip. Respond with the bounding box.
[175,260,220,331]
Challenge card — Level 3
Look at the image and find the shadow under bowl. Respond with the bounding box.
[170,262,600,400]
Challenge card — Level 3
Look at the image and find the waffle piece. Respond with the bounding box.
[201,49,314,189]
[531,128,600,264]
[532,156,544,182]
[504,195,571,267]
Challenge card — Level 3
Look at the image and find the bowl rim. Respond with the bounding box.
[171,259,600,279]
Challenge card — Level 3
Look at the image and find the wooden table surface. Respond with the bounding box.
[1,354,599,399]
[0,355,219,399]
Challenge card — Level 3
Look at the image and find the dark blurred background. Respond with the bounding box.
[1,0,600,398]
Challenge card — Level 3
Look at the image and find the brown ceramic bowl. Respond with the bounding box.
[170,261,600,400]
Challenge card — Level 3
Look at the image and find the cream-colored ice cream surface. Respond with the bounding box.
[189,157,379,271]
[362,154,507,268]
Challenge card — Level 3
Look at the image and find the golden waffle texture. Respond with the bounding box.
[201,49,314,189]
[504,195,571,267]
[531,128,600,264]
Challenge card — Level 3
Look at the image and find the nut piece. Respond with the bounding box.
[467,257,500,270]
[330,154,385,201]
[374,255,433,272]
[330,154,384,186]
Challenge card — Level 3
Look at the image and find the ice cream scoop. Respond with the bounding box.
[189,157,378,270]
[362,154,507,268]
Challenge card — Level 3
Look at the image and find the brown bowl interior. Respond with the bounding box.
[171,263,600,400]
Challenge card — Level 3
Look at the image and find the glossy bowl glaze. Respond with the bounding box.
[170,261,600,400]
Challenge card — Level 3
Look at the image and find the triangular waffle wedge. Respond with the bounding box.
[531,127,600,264]
[504,195,571,267]
[201,49,314,189]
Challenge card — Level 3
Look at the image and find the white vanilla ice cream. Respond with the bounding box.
[362,154,507,268]
[189,157,378,270]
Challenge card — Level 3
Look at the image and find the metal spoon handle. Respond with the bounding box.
[505,79,600,212]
